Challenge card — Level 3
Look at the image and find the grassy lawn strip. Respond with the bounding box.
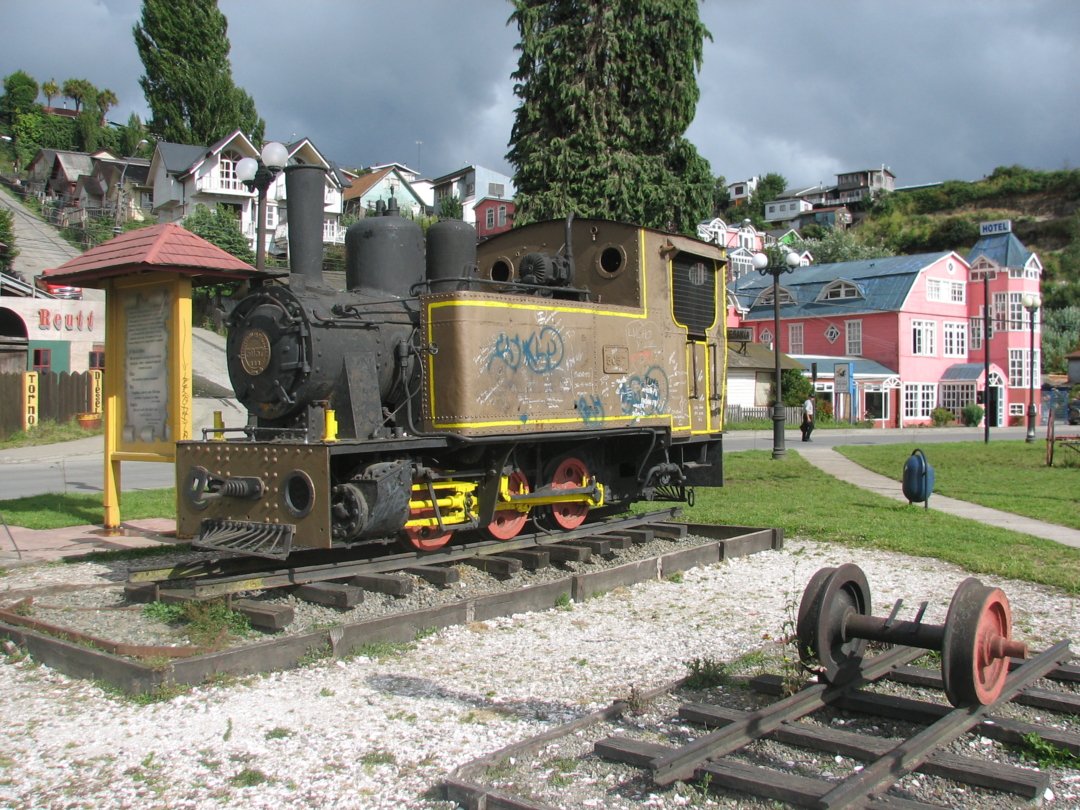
[833,441,1080,531]
[0,420,102,450]
[0,489,175,530]
[687,451,1079,594]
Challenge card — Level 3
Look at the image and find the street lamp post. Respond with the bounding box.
[237,141,289,271]
[752,247,801,459]
[1022,291,1041,443]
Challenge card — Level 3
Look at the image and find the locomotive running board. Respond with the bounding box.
[193,519,296,560]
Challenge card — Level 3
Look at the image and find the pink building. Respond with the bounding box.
[730,221,1041,428]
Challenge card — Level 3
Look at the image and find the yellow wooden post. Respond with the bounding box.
[21,371,39,432]
[103,280,122,528]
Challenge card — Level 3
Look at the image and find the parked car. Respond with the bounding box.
[36,276,82,299]
[1069,399,1080,426]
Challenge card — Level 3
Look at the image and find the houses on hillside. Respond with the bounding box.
[20,138,515,258]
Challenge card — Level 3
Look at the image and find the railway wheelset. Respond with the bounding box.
[796,563,1029,707]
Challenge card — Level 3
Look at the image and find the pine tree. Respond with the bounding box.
[506,0,713,234]
[134,0,264,145]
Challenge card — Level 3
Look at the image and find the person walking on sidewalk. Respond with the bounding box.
[801,395,815,442]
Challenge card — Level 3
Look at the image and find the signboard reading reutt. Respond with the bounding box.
[42,223,266,529]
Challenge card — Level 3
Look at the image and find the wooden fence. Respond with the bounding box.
[725,404,804,425]
[0,371,94,438]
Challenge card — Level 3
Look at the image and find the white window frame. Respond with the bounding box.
[912,320,936,356]
[903,383,937,419]
[1009,348,1040,388]
[943,321,967,358]
[218,151,242,191]
[940,382,975,416]
[845,319,862,356]
[926,278,944,302]
[819,280,860,301]
[485,208,495,229]
[788,322,803,354]
[759,327,773,346]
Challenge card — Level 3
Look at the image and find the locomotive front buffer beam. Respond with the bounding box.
[796,563,1029,707]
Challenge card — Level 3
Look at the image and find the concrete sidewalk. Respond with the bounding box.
[797,444,1080,549]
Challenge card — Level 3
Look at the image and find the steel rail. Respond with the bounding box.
[815,639,1072,809]
[135,509,682,600]
[649,644,926,786]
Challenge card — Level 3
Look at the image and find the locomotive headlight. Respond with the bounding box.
[239,328,273,376]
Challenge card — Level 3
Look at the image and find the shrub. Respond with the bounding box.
[931,407,955,426]
[960,404,984,427]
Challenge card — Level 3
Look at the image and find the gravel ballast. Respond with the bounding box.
[0,538,1076,809]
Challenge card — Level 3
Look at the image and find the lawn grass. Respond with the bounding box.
[0,489,175,530]
[0,420,102,450]
[833,441,1080,531]
[683,451,1079,594]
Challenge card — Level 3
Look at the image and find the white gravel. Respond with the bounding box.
[0,539,1076,809]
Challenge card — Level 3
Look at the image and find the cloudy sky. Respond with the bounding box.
[2,0,1078,190]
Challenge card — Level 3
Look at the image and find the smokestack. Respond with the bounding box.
[284,164,327,285]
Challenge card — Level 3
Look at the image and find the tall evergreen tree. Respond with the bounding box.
[134,0,264,145]
[506,0,713,234]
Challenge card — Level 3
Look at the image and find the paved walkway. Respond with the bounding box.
[797,444,1080,549]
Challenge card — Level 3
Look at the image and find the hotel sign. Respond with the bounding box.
[979,220,1012,236]
[727,328,753,343]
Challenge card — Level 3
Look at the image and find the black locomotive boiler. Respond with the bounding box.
[177,164,728,558]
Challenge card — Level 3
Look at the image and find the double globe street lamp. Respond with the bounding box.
[237,141,289,271]
[1022,291,1041,443]
[752,247,802,460]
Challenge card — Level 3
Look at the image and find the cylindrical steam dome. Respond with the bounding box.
[345,204,425,298]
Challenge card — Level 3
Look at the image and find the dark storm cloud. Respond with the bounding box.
[2,0,1077,190]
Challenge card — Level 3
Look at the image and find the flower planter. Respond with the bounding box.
[76,413,102,430]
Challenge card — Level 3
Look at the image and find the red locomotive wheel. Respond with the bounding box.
[488,470,530,540]
[549,457,590,530]
[942,578,1026,706]
[403,507,451,551]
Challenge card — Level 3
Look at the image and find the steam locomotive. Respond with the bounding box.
[176,164,728,558]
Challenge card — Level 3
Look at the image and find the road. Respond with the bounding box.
[0,420,1040,501]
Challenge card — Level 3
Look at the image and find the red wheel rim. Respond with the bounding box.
[943,579,1018,706]
[488,471,529,540]
[970,590,1012,705]
[549,457,589,530]
[403,507,451,551]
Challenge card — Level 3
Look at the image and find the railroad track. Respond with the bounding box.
[121,508,684,607]
[595,641,1076,808]
[444,562,1077,808]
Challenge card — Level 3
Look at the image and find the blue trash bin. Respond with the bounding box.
[902,448,935,508]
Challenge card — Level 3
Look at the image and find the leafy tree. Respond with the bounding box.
[711,175,729,218]
[134,0,265,145]
[118,113,150,157]
[789,228,894,264]
[437,195,463,220]
[770,367,813,407]
[183,204,255,265]
[96,89,118,122]
[42,78,58,107]
[0,208,18,273]
[61,78,96,112]
[1043,306,1080,374]
[506,0,713,235]
[1,70,39,124]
